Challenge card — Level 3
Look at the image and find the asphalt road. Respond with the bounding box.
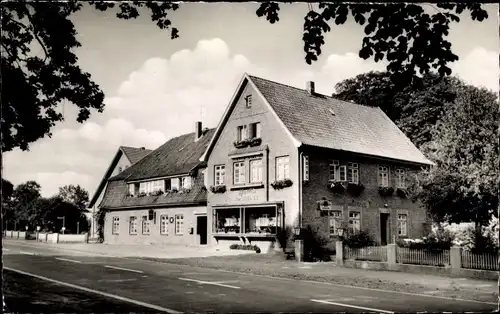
[3,242,497,313]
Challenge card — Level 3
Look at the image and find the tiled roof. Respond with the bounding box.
[249,75,433,166]
[120,146,152,164]
[111,129,216,182]
[99,175,207,210]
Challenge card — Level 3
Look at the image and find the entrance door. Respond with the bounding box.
[197,216,208,245]
[380,213,390,245]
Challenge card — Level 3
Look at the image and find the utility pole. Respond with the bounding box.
[77,221,79,234]
[57,216,66,234]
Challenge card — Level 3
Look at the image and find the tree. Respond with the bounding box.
[416,85,499,231]
[38,196,89,233]
[58,184,89,213]
[10,181,42,227]
[1,179,15,229]
[1,2,488,152]
[333,71,463,148]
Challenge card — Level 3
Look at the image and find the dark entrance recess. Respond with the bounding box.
[197,216,208,245]
[380,213,390,245]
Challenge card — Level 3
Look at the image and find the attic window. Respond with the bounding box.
[245,95,252,108]
[329,109,336,116]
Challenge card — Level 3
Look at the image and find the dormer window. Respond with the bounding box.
[181,176,192,189]
[245,95,252,108]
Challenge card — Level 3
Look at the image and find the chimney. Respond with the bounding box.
[195,121,203,142]
[307,81,315,95]
[140,147,145,150]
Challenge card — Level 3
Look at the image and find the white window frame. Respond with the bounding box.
[112,217,119,235]
[398,214,408,236]
[233,161,246,185]
[214,165,225,186]
[250,122,261,138]
[181,176,192,189]
[396,169,406,189]
[348,211,361,233]
[160,215,169,235]
[128,184,135,196]
[276,156,290,181]
[129,216,138,234]
[303,155,309,181]
[329,160,339,181]
[142,216,150,235]
[378,166,389,187]
[329,211,342,235]
[348,162,359,184]
[338,165,347,182]
[237,125,248,141]
[171,178,180,190]
[175,214,184,235]
[250,158,263,183]
[245,95,252,108]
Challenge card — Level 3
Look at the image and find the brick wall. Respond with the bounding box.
[301,146,429,246]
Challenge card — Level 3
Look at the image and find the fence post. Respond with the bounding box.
[450,246,462,273]
[295,239,304,262]
[387,243,397,270]
[336,240,344,266]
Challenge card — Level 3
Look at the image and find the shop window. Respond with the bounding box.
[244,207,279,235]
[213,208,241,234]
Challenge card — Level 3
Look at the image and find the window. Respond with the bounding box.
[181,176,192,189]
[348,212,361,233]
[245,95,252,108]
[338,165,347,181]
[160,215,169,235]
[214,165,225,186]
[142,216,150,234]
[378,166,389,187]
[118,166,123,173]
[250,159,263,183]
[398,214,407,236]
[396,169,405,188]
[171,178,180,190]
[139,180,164,194]
[153,180,163,192]
[249,122,261,138]
[214,208,241,234]
[112,217,119,235]
[237,125,248,141]
[233,161,246,185]
[175,214,184,235]
[329,211,342,235]
[129,216,138,234]
[303,155,309,181]
[276,156,290,180]
[164,179,171,191]
[329,160,339,181]
[348,163,359,184]
[243,207,278,234]
[128,184,135,196]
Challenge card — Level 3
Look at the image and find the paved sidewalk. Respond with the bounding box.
[2,238,254,259]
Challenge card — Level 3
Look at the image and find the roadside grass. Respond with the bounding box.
[3,269,155,313]
[136,252,498,304]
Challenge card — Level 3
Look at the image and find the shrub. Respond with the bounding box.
[347,182,365,196]
[343,230,375,248]
[397,229,454,251]
[270,179,293,190]
[328,182,345,194]
[296,225,331,262]
[378,186,394,197]
[229,244,261,253]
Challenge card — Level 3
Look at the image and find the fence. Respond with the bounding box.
[461,250,499,271]
[397,247,450,267]
[345,246,388,262]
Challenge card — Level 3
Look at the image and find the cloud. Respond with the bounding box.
[3,37,496,197]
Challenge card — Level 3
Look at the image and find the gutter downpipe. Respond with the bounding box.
[299,150,303,229]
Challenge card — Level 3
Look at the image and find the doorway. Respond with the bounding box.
[380,213,390,245]
[197,216,208,245]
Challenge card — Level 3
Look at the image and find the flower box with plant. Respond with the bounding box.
[396,187,408,198]
[328,181,345,194]
[233,139,250,149]
[178,188,191,194]
[229,244,261,253]
[126,193,134,197]
[137,192,147,198]
[169,187,179,193]
[347,182,365,196]
[210,185,227,194]
[249,137,262,147]
[317,197,332,210]
[270,178,293,190]
[149,190,164,197]
[378,186,394,197]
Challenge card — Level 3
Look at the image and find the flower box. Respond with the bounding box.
[137,192,147,198]
[249,137,262,147]
[270,179,293,190]
[149,190,164,196]
[347,182,365,196]
[233,140,250,149]
[210,185,227,194]
[379,186,395,197]
[317,198,332,210]
[396,188,408,198]
[328,181,345,194]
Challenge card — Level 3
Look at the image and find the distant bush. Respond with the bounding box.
[344,230,375,249]
[397,228,454,251]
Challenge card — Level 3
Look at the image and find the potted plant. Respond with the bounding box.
[137,192,147,197]
[249,137,262,147]
[347,182,365,196]
[379,186,395,197]
[210,185,227,194]
[233,139,250,149]
[271,178,293,190]
[396,187,408,198]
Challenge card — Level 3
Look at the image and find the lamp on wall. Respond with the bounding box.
[293,227,301,236]
[337,227,345,238]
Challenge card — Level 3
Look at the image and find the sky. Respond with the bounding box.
[3,3,499,198]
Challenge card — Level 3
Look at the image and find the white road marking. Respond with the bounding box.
[104,265,144,274]
[311,299,394,313]
[5,267,182,314]
[178,277,241,289]
[98,279,137,283]
[3,248,10,251]
[56,258,83,264]
[20,251,35,255]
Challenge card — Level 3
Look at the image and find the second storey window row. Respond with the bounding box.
[128,175,193,196]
